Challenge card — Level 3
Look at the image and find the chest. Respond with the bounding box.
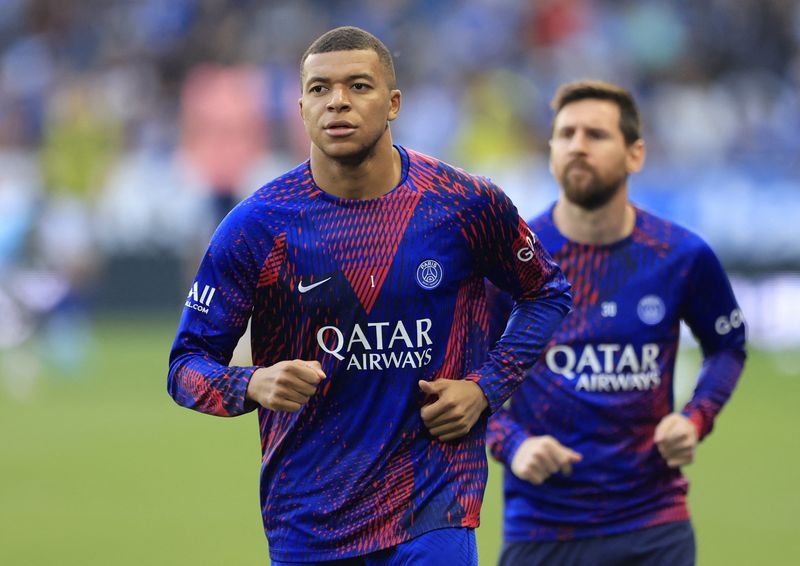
[258,199,475,316]
[554,243,686,344]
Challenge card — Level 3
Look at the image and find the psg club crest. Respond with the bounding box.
[637,295,666,325]
[416,259,443,290]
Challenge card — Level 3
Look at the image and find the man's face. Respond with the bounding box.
[299,49,400,163]
[549,99,643,210]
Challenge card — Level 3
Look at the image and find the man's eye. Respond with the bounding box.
[310,85,325,93]
[352,83,370,90]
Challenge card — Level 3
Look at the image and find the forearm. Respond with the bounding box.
[487,408,530,466]
[468,292,571,413]
[682,349,746,439]
[168,346,259,417]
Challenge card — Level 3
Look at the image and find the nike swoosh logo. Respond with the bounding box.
[297,277,332,293]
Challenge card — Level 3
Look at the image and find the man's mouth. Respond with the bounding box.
[567,161,592,173]
[325,122,357,137]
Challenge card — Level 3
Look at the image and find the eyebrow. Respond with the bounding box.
[305,73,376,85]
[556,125,610,134]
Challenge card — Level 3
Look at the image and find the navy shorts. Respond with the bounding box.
[499,520,695,566]
[271,527,477,566]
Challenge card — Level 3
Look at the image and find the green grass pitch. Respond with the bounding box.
[1,317,798,565]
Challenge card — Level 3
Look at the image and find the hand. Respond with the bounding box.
[654,413,698,468]
[418,379,489,442]
[510,436,582,485]
[246,360,325,412]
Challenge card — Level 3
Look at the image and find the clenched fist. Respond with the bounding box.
[511,435,582,485]
[419,379,489,442]
[654,413,698,468]
[247,360,326,412]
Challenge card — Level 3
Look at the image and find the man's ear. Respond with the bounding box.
[387,89,401,122]
[626,139,646,174]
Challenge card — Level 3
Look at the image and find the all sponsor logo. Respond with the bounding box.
[185,282,216,314]
[416,259,443,290]
[516,228,538,262]
[546,342,662,392]
[317,319,434,371]
[715,308,744,335]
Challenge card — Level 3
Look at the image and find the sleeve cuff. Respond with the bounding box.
[500,427,530,466]
[682,407,707,440]
[464,371,504,415]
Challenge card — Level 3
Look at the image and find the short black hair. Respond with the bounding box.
[551,80,642,145]
[301,26,397,89]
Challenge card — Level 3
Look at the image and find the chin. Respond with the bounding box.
[565,188,619,210]
[324,140,379,164]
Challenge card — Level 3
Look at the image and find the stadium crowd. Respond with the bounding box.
[0,0,798,382]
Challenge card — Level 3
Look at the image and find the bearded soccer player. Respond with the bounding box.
[487,80,746,566]
[167,26,571,565]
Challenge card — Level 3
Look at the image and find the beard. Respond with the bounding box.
[560,160,627,211]
[320,122,389,168]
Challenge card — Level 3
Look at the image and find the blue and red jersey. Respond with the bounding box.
[167,147,571,561]
[488,205,746,542]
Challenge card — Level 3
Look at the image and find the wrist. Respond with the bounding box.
[682,408,705,440]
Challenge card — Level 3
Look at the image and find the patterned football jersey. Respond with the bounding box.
[168,147,571,560]
[488,205,746,542]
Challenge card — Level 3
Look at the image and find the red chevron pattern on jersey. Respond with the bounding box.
[409,152,471,196]
[488,205,746,544]
[435,277,488,381]
[316,190,422,314]
[257,232,287,288]
[169,146,572,562]
[179,366,230,417]
[559,242,611,340]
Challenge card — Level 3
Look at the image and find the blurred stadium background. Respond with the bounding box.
[0,1,798,564]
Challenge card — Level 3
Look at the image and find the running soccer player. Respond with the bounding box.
[167,27,572,565]
[488,80,747,566]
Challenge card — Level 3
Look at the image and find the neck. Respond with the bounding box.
[309,132,401,200]
[553,186,635,245]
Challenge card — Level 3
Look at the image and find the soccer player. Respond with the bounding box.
[167,27,572,565]
[487,80,747,566]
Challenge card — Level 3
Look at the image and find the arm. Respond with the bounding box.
[167,206,261,417]
[487,405,534,466]
[168,205,327,417]
[419,183,570,441]
[466,183,572,414]
[489,407,582,483]
[655,242,746,465]
[474,294,571,413]
[419,296,570,441]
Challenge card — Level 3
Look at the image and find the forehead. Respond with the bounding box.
[302,49,383,84]
[553,98,622,132]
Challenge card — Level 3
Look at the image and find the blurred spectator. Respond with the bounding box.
[0,0,797,372]
[178,64,267,222]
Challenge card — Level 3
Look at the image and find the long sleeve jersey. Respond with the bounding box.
[488,204,746,542]
[168,147,572,561]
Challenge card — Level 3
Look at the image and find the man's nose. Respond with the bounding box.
[568,132,589,154]
[327,86,351,111]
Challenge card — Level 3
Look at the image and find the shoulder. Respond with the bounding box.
[634,206,713,258]
[209,162,316,256]
[228,162,318,231]
[525,205,563,252]
[527,206,555,234]
[404,147,499,201]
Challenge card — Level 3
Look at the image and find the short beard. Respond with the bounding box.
[560,162,626,211]
[325,123,389,168]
